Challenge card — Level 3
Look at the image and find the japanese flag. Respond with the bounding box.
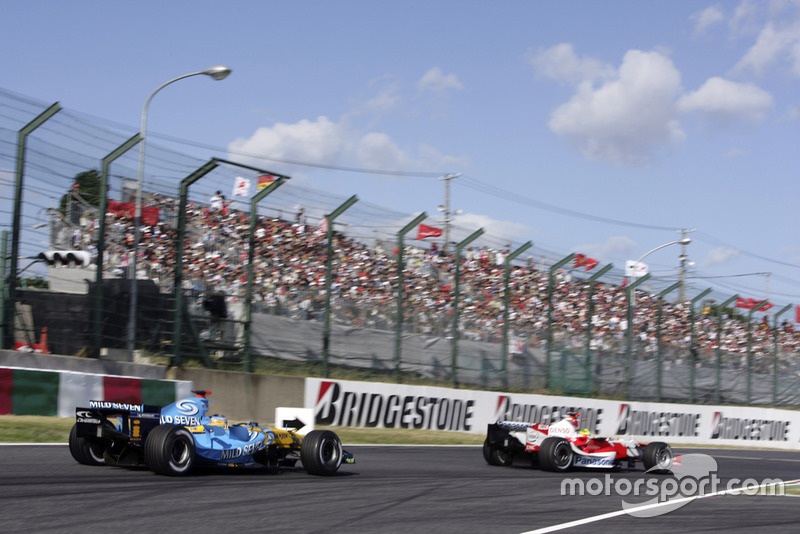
[232,176,251,197]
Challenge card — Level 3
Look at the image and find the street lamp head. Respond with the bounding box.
[203,65,232,81]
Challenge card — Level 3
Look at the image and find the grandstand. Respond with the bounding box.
[2,87,797,406]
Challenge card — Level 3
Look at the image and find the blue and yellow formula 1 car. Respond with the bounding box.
[69,390,353,476]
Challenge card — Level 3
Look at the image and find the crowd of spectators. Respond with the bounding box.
[61,190,800,372]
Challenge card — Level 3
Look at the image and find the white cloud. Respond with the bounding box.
[725,0,800,77]
[691,4,726,35]
[677,76,774,122]
[228,116,346,168]
[355,132,407,169]
[732,19,800,77]
[527,43,616,83]
[705,246,741,266]
[548,49,685,166]
[229,117,467,175]
[362,83,402,114]
[416,67,464,94]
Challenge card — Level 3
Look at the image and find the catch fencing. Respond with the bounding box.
[2,88,797,407]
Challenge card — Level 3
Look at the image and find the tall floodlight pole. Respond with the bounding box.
[677,229,695,303]
[438,173,461,254]
[127,65,231,361]
[628,237,691,307]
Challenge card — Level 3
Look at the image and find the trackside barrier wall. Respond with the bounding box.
[305,378,800,450]
[0,367,192,417]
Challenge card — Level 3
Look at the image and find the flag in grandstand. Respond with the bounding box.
[416,224,443,240]
[573,253,599,271]
[625,260,647,278]
[258,174,277,190]
[232,176,250,197]
[736,297,772,311]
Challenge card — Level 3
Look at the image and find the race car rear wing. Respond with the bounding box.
[75,400,162,444]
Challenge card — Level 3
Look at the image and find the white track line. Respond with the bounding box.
[521,478,800,534]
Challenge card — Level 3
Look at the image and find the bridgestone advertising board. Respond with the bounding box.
[305,378,800,450]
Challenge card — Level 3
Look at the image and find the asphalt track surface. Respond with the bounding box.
[2,444,799,534]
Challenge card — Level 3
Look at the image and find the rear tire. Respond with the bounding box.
[643,442,673,473]
[300,430,343,476]
[144,424,195,476]
[483,439,513,466]
[68,424,105,466]
[538,437,574,472]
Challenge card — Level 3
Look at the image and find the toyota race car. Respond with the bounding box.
[69,390,354,476]
[483,413,673,473]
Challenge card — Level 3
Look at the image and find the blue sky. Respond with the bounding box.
[2,0,798,311]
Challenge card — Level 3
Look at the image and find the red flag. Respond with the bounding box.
[796,305,800,323]
[107,200,159,225]
[754,300,773,312]
[574,253,599,271]
[416,224,443,240]
[736,298,772,312]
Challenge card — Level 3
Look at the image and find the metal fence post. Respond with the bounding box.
[772,304,792,406]
[688,288,713,403]
[501,242,531,389]
[6,103,61,349]
[625,273,650,399]
[172,160,219,366]
[451,229,483,388]
[715,295,738,404]
[582,264,613,395]
[545,253,575,391]
[93,134,141,358]
[655,281,681,402]
[321,195,358,378]
[393,213,426,382]
[243,175,290,372]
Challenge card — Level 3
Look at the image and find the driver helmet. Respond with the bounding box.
[209,414,228,426]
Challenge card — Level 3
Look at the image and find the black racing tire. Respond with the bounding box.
[538,437,574,472]
[643,441,673,473]
[144,424,195,476]
[482,438,513,467]
[300,430,343,476]
[68,424,105,466]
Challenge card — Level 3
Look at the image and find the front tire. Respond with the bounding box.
[144,424,195,476]
[300,430,343,476]
[538,437,574,472]
[68,424,105,466]
[643,442,673,473]
[483,438,513,466]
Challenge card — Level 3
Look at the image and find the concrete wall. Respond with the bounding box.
[1,350,305,425]
[166,367,305,424]
[0,350,168,379]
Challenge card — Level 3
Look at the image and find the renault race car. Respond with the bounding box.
[69,390,353,476]
[483,412,673,473]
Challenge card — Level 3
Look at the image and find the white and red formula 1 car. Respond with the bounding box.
[483,413,673,473]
